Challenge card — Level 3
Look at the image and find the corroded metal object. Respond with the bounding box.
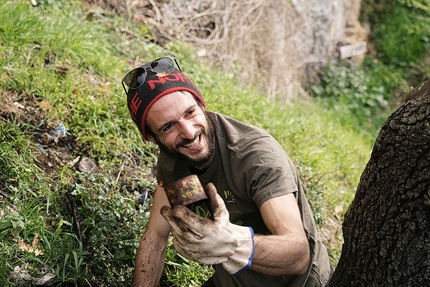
[164,174,207,207]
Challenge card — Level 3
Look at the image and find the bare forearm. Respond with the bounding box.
[250,233,310,276]
[133,230,168,287]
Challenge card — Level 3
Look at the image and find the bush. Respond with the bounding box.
[362,0,430,67]
[310,58,409,136]
[69,172,154,286]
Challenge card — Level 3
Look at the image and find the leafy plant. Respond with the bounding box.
[163,238,214,287]
[0,121,91,286]
[309,58,408,136]
[375,5,429,66]
[68,172,154,286]
[362,0,430,67]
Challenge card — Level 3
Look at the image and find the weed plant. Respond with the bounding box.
[1,0,429,286]
[310,57,409,137]
[0,120,90,286]
[361,0,430,67]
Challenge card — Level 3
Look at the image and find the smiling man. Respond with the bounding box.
[122,56,332,287]
[146,90,215,170]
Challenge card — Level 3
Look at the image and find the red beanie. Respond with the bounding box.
[126,69,206,140]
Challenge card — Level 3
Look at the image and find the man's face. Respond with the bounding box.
[146,91,215,170]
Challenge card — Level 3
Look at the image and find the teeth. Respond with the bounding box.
[183,136,200,148]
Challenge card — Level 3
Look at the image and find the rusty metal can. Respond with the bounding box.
[164,174,208,207]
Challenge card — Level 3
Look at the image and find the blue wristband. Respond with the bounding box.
[232,227,255,275]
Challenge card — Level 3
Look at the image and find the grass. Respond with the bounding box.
[0,0,429,286]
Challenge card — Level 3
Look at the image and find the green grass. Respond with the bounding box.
[361,0,430,67]
[1,0,429,286]
[0,120,90,286]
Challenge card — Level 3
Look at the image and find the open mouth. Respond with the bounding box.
[181,134,201,149]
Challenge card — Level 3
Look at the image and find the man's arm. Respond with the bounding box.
[250,193,310,276]
[160,183,310,276]
[133,185,172,287]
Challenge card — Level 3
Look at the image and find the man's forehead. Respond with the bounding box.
[146,91,197,123]
[150,91,195,111]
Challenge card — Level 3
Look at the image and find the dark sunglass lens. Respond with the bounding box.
[124,68,147,89]
[151,58,175,73]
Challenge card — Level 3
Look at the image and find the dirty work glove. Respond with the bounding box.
[160,183,254,274]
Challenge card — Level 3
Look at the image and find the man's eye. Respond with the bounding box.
[162,123,174,133]
[186,109,195,116]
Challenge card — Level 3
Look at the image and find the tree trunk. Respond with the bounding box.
[329,79,430,286]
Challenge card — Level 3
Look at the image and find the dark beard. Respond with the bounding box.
[155,113,216,170]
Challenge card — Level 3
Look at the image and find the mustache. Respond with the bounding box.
[176,131,201,147]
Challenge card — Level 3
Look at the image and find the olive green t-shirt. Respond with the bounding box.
[157,111,331,287]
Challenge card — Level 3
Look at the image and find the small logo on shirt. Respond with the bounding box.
[224,190,235,203]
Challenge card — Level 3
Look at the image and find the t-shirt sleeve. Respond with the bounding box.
[233,134,300,208]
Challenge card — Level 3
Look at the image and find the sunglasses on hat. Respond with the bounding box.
[121,56,182,95]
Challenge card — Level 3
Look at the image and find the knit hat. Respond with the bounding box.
[126,69,206,140]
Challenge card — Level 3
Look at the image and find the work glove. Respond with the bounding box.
[160,183,255,275]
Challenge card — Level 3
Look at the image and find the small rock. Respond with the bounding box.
[77,157,98,173]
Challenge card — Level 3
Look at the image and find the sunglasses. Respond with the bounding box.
[121,56,182,94]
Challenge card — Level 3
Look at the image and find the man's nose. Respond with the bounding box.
[178,120,196,139]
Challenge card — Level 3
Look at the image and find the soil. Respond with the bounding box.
[0,91,78,174]
[0,90,147,185]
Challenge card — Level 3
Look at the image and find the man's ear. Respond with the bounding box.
[146,134,156,143]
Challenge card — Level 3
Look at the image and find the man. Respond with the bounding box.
[122,56,332,287]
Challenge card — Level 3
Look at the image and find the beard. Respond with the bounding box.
[155,113,216,170]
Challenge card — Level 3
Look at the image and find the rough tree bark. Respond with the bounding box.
[329,79,430,286]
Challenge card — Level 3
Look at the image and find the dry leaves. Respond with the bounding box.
[38,100,52,111]
[18,233,44,256]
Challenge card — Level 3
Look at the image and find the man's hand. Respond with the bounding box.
[160,183,254,274]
